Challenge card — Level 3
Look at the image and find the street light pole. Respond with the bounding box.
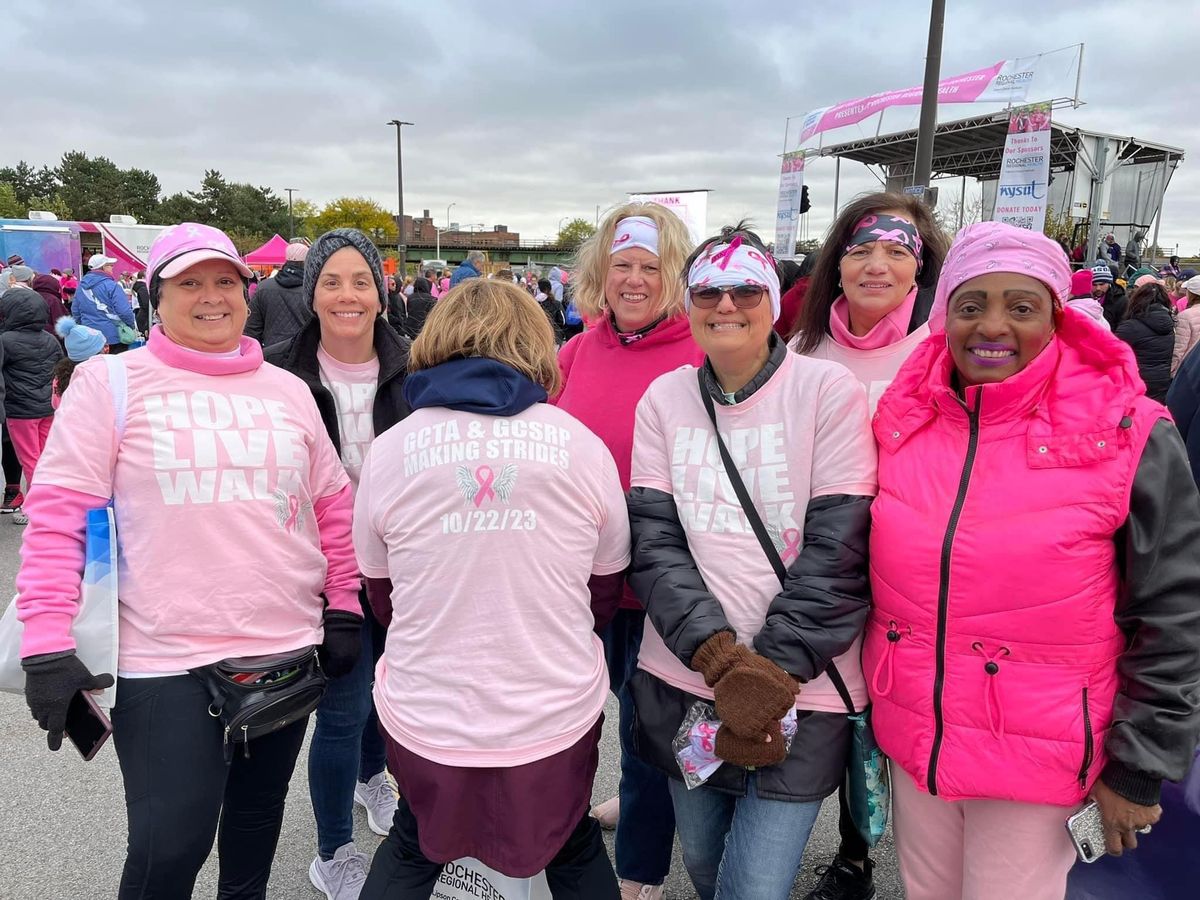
[912,0,945,198]
[438,202,456,260]
[285,187,298,239]
[387,119,414,273]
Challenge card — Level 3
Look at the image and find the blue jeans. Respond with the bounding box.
[309,606,388,858]
[668,776,821,900]
[601,608,676,885]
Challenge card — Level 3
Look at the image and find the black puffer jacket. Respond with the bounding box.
[264,317,412,455]
[0,287,63,419]
[626,340,873,802]
[388,278,437,340]
[245,262,312,347]
[1116,303,1175,403]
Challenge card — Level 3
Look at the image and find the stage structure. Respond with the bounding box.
[817,106,1184,263]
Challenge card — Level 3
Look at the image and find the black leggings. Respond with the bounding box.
[111,675,308,900]
[361,796,619,900]
[837,780,870,861]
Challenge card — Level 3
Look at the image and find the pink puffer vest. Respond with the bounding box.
[865,311,1167,805]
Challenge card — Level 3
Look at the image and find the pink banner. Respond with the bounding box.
[799,57,1036,144]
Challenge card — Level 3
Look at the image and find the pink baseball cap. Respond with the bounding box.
[146,222,253,284]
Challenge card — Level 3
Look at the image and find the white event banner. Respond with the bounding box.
[773,151,806,260]
[629,191,708,245]
[992,102,1052,232]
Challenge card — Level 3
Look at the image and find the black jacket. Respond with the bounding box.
[1167,343,1200,486]
[1116,303,1175,403]
[132,279,150,334]
[263,317,412,456]
[1104,419,1200,804]
[0,287,62,419]
[625,344,873,801]
[1101,283,1128,330]
[245,262,312,347]
[389,290,436,340]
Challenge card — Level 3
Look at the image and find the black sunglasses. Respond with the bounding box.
[688,284,766,309]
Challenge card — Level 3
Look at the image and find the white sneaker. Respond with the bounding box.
[11,509,28,525]
[309,842,369,900]
[619,881,664,900]
[354,771,398,837]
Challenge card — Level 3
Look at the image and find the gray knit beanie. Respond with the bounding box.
[303,228,387,313]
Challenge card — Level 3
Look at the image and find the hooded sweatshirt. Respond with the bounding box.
[355,357,630,766]
[32,274,70,335]
[0,286,63,419]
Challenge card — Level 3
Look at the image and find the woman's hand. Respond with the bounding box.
[1090,779,1161,856]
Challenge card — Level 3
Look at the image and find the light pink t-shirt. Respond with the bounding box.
[354,403,631,767]
[801,324,931,415]
[317,345,379,490]
[31,342,351,672]
[631,352,878,713]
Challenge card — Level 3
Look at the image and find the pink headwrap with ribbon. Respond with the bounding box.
[686,236,782,322]
[610,216,660,257]
[928,221,1071,333]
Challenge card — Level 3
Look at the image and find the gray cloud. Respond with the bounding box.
[3,0,1196,252]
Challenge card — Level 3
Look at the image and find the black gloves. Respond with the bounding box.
[319,611,364,679]
[22,652,114,751]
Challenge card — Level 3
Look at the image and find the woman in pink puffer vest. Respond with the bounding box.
[865,221,1200,900]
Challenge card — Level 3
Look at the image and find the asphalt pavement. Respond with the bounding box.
[0,518,905,899]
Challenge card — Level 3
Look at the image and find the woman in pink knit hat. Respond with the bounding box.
[868,221,1200,899]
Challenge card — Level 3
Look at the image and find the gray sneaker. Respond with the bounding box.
[11,509,28,525]
[309,842,369,900]
[354,771,398,836]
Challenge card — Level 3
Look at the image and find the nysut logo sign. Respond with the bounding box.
[432,859,551,900]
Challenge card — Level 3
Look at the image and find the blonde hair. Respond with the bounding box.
[409,279,562,395]
[572,201,693,320]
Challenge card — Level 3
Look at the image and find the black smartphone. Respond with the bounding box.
[64,690,112,761]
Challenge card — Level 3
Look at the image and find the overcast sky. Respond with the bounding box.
[4,0,1198,253]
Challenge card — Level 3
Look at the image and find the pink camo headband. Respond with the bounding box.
[610,216,659,257]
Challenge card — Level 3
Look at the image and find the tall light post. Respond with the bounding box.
[387,119,413,272]
[437,202,456,259]
[912,0,946,198]
[285,187,298,239]
[557,216,569,244]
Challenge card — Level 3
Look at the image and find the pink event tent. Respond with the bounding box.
[243,234,289,266]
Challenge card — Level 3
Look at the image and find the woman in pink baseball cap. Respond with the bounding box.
[867,221,1200,899]
[16,222,362,898]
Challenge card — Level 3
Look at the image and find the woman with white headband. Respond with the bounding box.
[626,223,876,899]
[554,202,702,900]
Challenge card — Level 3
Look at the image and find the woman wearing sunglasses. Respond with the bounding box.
[787,191,947,900]
[627,224,876,900]
[554,202,701,900]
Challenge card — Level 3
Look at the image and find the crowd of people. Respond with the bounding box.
[2,196,1200,900]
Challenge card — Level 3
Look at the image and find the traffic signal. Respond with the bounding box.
[800,185,811,215]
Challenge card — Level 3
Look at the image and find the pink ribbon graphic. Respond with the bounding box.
[709,236,744,270]
[781,528,802,564]
[473,466,497,507]
[284,495,300,532]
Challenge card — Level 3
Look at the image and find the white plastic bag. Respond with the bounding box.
[0,506,120,709]
[433,859,551,900]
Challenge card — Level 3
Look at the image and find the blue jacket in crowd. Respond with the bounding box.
[73,270,136,346]
[1167,345,1200,486]
[449,260,481,288]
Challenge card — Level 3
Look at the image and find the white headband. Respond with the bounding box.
[610,216,659,257]
[686,237,782,323]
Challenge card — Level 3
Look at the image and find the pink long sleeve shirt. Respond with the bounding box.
[16,327,359,672]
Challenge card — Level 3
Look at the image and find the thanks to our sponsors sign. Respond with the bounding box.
[992,102,1052,232]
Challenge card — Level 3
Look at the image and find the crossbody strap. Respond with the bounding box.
[101,354,128,442]
[697,368,856,715]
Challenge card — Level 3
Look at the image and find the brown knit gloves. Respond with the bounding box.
[691,631,799,768]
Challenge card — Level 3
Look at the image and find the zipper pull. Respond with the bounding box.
[242,725,250,759]
[224,725,231,747]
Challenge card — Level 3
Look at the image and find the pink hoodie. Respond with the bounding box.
[865,309,1164,805]
[17,327,359,671]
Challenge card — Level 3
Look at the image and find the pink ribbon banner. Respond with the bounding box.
[798,56,1038,144]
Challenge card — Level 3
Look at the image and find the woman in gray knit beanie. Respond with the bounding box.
[303,228,389,314]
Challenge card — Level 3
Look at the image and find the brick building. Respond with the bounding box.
[399,210,519,248]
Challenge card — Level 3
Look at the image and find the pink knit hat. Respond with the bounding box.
[929,221,1071,332]
[1069,268,1094,298]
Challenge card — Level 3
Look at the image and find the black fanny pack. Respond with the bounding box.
[190,646,327,761]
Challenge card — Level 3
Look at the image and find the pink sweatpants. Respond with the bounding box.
[8,416,54,487]
[892,766,1078,900]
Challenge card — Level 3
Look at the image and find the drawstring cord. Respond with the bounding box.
[872,621,907,697]
[973,642,1010,739]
